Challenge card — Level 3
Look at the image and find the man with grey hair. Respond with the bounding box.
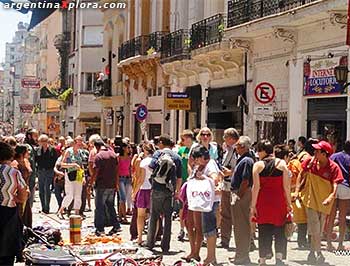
[35,134,58,214]
[229,136,255,264]
[219,127,240,248]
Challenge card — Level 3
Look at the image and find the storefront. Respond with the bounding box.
[304,56,347,152]
[207,86,243,143]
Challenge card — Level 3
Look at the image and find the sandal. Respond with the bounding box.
[57,213,65,220]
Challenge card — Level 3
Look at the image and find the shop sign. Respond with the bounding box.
[22,77,40,88]
[19,104,34,113]
[167,92,189,98]
[304,57,346,96]
[166,98,191,110]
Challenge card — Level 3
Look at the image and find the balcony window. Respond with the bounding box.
[118,31,168,62]
[83,73,98,93]
[160,29,191,63]
[191,14,224,50]
[227,0,318,28]
[83,26,103,46]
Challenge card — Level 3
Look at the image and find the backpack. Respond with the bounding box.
[151,152,176,191]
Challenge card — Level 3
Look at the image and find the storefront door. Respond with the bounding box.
[307,97,347,152]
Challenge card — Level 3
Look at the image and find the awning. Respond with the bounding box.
[40,86,58,99]
[0,0,62,30]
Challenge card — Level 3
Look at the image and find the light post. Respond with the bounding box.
[334,65,349,92]
[334,63,350,140]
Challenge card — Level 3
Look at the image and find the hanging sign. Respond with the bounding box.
[304,57,346,96]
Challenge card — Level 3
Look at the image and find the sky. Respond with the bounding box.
[0,5,31,63]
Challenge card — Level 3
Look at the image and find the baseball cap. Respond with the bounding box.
[191,145,210,160]
[312,140,333,155]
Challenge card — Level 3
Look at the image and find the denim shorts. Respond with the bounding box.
[119,176,132,203]
[202,201,219,238]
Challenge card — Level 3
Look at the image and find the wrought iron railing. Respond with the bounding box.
[161,29,191,63]
[191,14,224,50]
[118,31,168,62]
[227,0,318,28]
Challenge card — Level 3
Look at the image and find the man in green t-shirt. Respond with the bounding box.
[177,129,194,241]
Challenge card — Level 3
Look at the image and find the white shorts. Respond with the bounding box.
[336,184,350,200]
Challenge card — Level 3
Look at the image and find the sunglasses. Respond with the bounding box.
[200,133,211,137]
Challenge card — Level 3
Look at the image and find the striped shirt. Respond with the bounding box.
[0,164,27,208]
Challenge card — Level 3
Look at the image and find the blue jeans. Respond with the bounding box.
[94,188,120,232]
[202,201,219,238]
[119,176,132,203]
[38,169,54,213]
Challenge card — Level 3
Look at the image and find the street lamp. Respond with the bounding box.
[334,65,350,92]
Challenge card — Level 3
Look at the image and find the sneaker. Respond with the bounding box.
[177,229,185,241]
[307,251,316,264]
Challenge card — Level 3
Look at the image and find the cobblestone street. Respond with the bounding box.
[16,192,350,266]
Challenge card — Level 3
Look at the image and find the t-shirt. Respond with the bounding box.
[0,164,27,207]
[202,159,220,202]
[231,152,255,190]
[330,151,350,187]
[301,157,344,184]
[139,157,152,190]
[94,149,118,189]
[178,146,190,182]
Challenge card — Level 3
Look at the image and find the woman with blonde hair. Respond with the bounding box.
[57,136,85,218]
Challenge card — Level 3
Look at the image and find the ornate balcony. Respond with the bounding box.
[118,31,168,62]
[191,14,224,50]
[160,29,191,64]
[227,0,318,28]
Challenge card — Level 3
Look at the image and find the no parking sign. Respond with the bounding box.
[254,82,276,104]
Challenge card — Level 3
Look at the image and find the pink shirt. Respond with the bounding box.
[118,157,131,177]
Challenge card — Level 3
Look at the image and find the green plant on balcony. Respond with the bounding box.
[184,37,192,47]
[58,88,73,102]
[147,47,156,55]
[218,23,225,34]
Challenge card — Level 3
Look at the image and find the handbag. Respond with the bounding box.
[67,170,77,182]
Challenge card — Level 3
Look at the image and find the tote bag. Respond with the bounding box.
[186,177,215,212]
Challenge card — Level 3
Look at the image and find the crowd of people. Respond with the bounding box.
[0,127,349,266]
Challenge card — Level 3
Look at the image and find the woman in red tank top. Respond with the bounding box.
[250,140,291,266]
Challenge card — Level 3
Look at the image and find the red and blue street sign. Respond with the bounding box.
[136,104,148,122]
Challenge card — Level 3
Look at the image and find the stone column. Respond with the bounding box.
[200,82,208,128]
[288,54,305,140]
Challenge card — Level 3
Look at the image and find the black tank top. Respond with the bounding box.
[259,158,283,177]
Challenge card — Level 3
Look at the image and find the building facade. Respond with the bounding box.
[225,0,348,150]
[65,7,103,138]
